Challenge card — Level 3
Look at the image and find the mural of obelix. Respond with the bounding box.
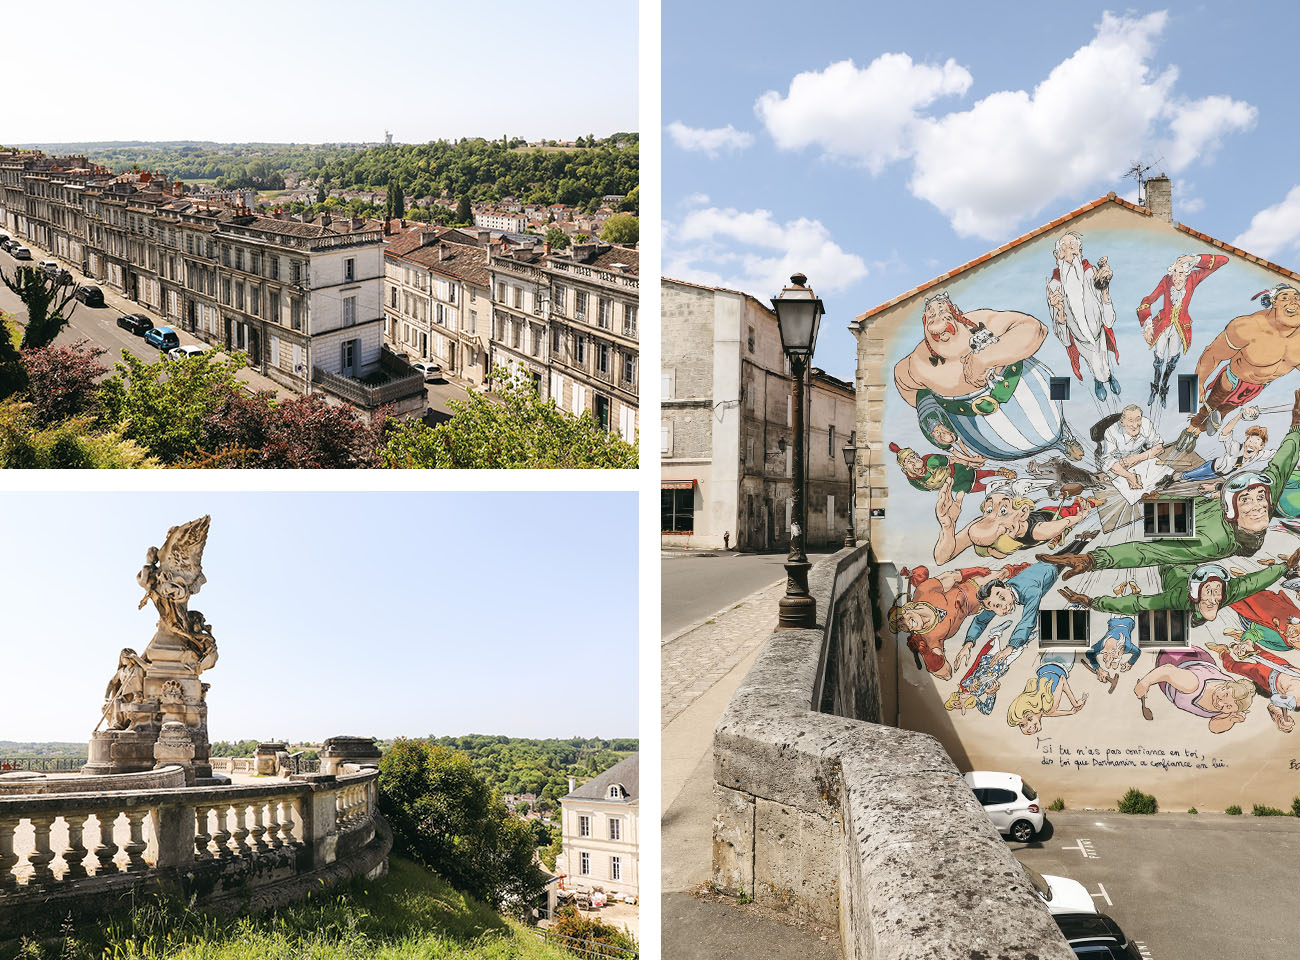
[865,191,1300,808]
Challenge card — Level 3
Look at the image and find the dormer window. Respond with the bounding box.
[608,785,620,799]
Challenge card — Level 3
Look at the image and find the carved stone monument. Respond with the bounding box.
[83,516,219,780]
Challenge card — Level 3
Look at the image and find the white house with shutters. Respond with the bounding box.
[556,753,638,900]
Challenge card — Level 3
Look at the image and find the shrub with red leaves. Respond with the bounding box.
[21,339,107,426]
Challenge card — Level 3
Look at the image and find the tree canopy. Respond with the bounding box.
[600,214,639,245]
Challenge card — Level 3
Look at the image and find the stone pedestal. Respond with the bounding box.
[255,742,288,776]
[153,721,196,785]
[83,728,158,776]
[319,736,381,775]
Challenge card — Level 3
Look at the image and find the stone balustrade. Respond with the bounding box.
[0,769,388,937]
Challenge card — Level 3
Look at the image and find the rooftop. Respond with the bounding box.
[563,753,638,803]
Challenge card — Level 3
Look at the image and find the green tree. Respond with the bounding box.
[456,195,471,224]
[378,739,549,913]
[316,182,327,204]
[544,226,570,250]
[0,266,79,348]
[391,180,405,219]
[618,185,639,213]
[380,371,638,469]
[0,315,24,400]
[600,213,638,245]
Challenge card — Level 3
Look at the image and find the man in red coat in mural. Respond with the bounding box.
[1136,252,1227,407]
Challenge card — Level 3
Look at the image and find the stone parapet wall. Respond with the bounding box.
[712,545,1075,960]
[0,768,388,939]
[0,765,186,796]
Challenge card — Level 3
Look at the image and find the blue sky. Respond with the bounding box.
[0,492,637,743]
[663,2,1300,380]
[4,0,638,144]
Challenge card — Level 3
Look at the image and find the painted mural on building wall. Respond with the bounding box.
[881,216,1300,804]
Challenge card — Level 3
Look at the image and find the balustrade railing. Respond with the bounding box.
[0,770,379,898]
[0,757,85,773]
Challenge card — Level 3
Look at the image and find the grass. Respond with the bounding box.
[1047,798,1065,812]
[10,858,571,960]
[1252,804,1288,817]
[1226,804,1243,815]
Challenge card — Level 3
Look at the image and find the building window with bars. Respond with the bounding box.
[597,342,611,374]
[1038,608,1092,648]
[1143,499,1194,537]
[1136,609,1190,648]
[575,291,588,321]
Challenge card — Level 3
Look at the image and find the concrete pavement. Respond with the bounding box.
[661,575,840,959]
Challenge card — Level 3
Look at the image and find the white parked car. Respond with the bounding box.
[964,770,1044,842]
[166,345,208,361]
[1020,862,1098,916]
[411,360,443,382]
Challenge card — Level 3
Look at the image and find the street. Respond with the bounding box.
[661,549,832,640]
[1013,810,1300,960]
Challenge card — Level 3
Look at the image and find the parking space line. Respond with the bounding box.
[1090,882,1112,907]
[1061,838,1099,858]
[1134,941,1154,959]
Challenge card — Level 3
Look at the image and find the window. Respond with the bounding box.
[1137,609,1190,648]
[748,326,755,353]
[579,815,590,838]
[291,260,301,284]
[391,287,398,308]
[598,298,611,328]
[1177,374,1199,413]
[235,248,244,272]
[608,786,621,801]
[661,425,671,455]
[531,326,541,357]
[610,856,622,881]
[597,342,610,374]
[579,852,590,875]
[249,286,259,316]
[608,817,622,839]
[344,257,355,282]
[575,291,588,320]
[662,486,694,532]
[624,304,637,336]
[222,245,231,267]
[575,335,586,363]
[513,286,522,309]
[1038,608,1091,648]
[496,282,506,302]
[469,310,477,334]
[552,327,563,352]
[268,291,279,323]
[1143,499,1193,537]
[291,298,302,331]
[595,394,611,431]
[828,425,836,458]
[1049,376,1070,401]
[251,251,261,276]
[222,278,231,305]
[343,296,357,327]
[512,321,521,349]
[622,352,636,385]
[270,256,279,280]
[554,285,566,311]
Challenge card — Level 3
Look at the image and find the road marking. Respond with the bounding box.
[1134,941,1154,959]
[1090,882,1112,907]
[1061,838,1099,858]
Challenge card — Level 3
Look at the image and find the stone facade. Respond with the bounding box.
[557,754,639,900]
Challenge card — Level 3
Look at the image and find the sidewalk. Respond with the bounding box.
[9,236,292,400]
[661,580,840,959]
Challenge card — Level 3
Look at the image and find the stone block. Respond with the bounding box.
[753,797,839,926]
[710,783,754,897]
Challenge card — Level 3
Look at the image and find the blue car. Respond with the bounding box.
[144,326,180,351]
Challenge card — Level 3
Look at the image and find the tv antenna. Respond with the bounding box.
[1124,157,1163,204]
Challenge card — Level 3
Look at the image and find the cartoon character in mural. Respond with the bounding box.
[1025,457,1107,499]
[1057,552,1300,626]
[1133,647,1256,734]
[1206,639,1300,733]
[1135,253,1227,407]
[1081,616,1139,692]
[918,409,992,467]
[1173,283,1300,453]
[1045,232,1120,401]
[889,441,1016,495]
[1099,404,1166,491]
[944,620,1023,715]
[934,475,1100,564]
[1162,410,1270,491]
[894,292,1084,462]
[1227,586,1300,653]
[1007,652,1088,734]
[959,561,1061,665]
[1039,392,1300,579]
[889,562,1029,679]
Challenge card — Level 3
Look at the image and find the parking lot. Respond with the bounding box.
[1012,811,1300,959]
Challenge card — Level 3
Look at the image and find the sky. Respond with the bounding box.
[3,0,638,144]
[663,1,1300,380]
[0,492,637,744]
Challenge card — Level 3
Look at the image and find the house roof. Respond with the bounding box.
[662,275,775,317]
[404,241,490,286]
[857,192,1300,323]
[563,753,638,803]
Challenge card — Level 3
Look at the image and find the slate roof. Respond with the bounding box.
[563,753,638,803]
[404,242,490,287]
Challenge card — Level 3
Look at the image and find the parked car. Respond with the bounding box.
[964,771,1043,842]
[1054,913,1142,958]
[116,313,154,335]
[39,259,59,275]
[144,326,180,351]
[0,234,9,248]
[166,344,208,361]
[1020,862,1097,916]
[12,246,32,260]
[411,360,443,382]
[74,284,105,307]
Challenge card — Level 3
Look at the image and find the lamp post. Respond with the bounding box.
[842,435,856,548]
[772,272,824,630]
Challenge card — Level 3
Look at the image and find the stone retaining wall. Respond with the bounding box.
[712,544,1075,960]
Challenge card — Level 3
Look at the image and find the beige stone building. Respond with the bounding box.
[556,754,638,900]
[661,277,856,551]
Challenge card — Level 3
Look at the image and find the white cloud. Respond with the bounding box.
[755,54,971,173]
[681,192,711,207]
[665,204,868,299]
[666,121,755,156]
[756,12,1255,240]
[1234,186,1300,259]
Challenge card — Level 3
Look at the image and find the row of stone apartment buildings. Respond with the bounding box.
[0,150,639,436]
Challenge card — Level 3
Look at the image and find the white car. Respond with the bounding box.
[964,770,1044,842]
[166,345,208,361]
[1020,862,1098,916]
[411,360,443,382]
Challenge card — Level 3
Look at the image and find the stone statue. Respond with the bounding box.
[84,516,220,780]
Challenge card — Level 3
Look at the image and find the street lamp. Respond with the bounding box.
[842,435,856,548]
[771,272,824,630]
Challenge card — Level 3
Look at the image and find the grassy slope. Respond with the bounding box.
[16,858,570,960]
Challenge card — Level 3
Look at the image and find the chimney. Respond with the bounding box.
[485,242,492,266]
[544,239,551,255]
[567,776,576,794]
[1144,174,1172,222]
[351,216,364,230]
[438,243,445,262]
